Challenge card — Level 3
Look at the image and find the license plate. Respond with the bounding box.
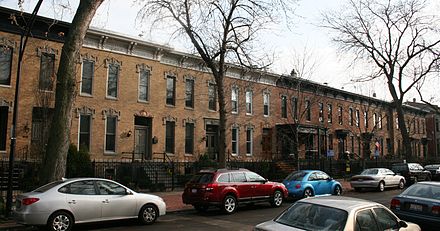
[410,204,422,211]
[191,188,197,193]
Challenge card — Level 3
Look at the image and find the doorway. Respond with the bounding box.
[205,125,218,160]
[134,116,152,160]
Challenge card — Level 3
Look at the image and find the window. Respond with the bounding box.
[0,46,12,86]
[338,106,343,125]
[349,108,353,126]
[0,107,7,151]
[208,83,217,110]
[79,115,91,151]
[355,209,379,231]
[291,97,298,120]
[246,172,265,182]
[263,92,270,116]
[373,113,377,128]
[31,107,54,144]
[165,121,175,154]
[81,60,94,95]
[107,64,119,98]
[231,172,246,182]
[246,90,252,114]
[59,181,96,195]
[138,69,150,101]
[318,103,324,122]
[97,180,126,195]
[327,104,332,123]
[185,79,194,108]
[356,110,360,127]
[105,116,116,152]
[364,111,368,128]
[231,87,238,113]
[246,128,253,155]
[39,53,55,91]
[166,75,176,105]
[217,174,230,183]
[281,96,287,118]
[379,114,383,129]
[185,123,194,154]
[232,127,238,155]
[305,100,311,121]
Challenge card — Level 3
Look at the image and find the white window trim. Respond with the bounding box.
[246,128,253,156]
[263,93,270,117]
[232,127,239,156]
[77,114,92,152]
[80,60,94,97]
[104,116,117,154]
[138,69,150,102]
[231,87,238,114]
[246,90,253,115]
[106,64,119,100]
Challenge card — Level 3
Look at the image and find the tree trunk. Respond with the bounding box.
[395,102,412,161]
[216,72,227,168]
[41,0,104,183]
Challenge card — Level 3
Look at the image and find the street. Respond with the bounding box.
[12,188,407,231]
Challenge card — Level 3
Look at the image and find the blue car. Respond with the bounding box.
[283,170,342,198]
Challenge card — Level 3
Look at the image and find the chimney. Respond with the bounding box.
[413,98,416,102]
[373,93,376,97]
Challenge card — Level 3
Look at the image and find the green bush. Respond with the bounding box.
[66,144,93,178]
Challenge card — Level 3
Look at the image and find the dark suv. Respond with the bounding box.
[391,162,431,185]
[182,168,288,214]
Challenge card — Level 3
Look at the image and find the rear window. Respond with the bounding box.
[402,184,440,199]
[391,164,408,172]
[361,169,379,175]
[189,173,214,183]
[285,171,307,181]
[33,180,64,193]
[425,164,440,170]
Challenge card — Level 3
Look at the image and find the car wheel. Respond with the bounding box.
[47,211,73,231]
[333,185,342,196]
[194,205,209,212]
[303,188,314,198]
[398,180,405,189]
[271,190,283,207]
[378,181,385,192]
[138,204,158,225]
[222,195,237,214]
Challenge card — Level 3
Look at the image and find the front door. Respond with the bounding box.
[134,116,152,160]
[205,125,218,160]
[262,128,272,159]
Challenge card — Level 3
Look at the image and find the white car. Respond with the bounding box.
[254,196,420,231]
[350,168,406,192]
[13,178,166,230]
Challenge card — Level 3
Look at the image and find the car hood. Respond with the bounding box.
[255,220,305,231]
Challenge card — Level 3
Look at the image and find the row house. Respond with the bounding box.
[0,7,429,163]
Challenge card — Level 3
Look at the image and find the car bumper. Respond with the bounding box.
[287,190,304,198]
[13,210,50,225]
[182,193,221,206]
[350,181,379,188]
[392,209,440,227]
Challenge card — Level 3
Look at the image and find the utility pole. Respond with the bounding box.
[6,0,44,215]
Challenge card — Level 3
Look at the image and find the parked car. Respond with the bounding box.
[424,164,440,180]
[282,170,342,199]
[390,181,440,229]
[182,168,287,214]
[391,162,431,185]
[254,196,420,231]
[350,168,406,192]
[13,178,166,231]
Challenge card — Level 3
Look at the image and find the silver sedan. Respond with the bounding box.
[350,168,406,192]
[13,178,166,230]
[254,196,420,231]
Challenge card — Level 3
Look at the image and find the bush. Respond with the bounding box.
[66,144,93,178]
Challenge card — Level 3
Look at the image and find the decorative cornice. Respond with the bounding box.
[78,53,98,64]
[102,108,121,121]
[104,57,122,69]
[0,98,12,112]
[136,63,152,73]
[135,109,153,118]
[36,45,58,57]
[75,106,95,118]
[164,71,177,79]
[245,123,255,130]
[0,37,16,49]
[162,115,177,125]
[182,118,197,126]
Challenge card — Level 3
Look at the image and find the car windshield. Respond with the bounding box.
[33,180,64,193]
[402,184,440,200]
[275,202,347,231]
[285,171,307,181]
[189,173,214,184]
[361,169,379,175]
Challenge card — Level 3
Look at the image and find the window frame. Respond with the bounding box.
[263,92,270,117]
[305,100,311,121]
[78,114,91,152]
[231,127,239,155]
[185,123,194,154]
[166,75,176,106]
[245,90,253,115]
[38,52,55,91]
[104,116,117,153]
[327,104,332,123]
[208,83,217,111]
[106,63,120,99]
[281,95,287,118]
[80,59,94,95]
[231,87,238,114]
[185,78,195,108]
[165,121,175,154]
[0,46,13,86]
[246,128,253,156]
[138,68,150,102]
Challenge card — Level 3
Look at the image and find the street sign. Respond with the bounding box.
[327,150,334,157]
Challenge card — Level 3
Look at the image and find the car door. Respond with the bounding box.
[245,172,270,199]
[354,209,380,231]
[60,180,102,223]
[385,169,399,186]
[316,171,332,194]
[96,180,137,220]
[231,172,253,201]
[307,172,322,194]
[372,207,402,231]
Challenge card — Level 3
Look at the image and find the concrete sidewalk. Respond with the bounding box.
[0,179,352,230]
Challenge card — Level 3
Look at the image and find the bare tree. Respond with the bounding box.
[322,0,440,161]
[136,0,296,167]
[41,0,104,183]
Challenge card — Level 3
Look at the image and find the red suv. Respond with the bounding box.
[182,168,288,214]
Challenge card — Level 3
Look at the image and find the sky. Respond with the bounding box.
[1,0,439,104]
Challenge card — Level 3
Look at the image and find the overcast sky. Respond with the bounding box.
[2,0,439,104]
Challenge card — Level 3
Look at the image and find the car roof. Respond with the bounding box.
[300,196,381,212]
[414,181,440,186]
[59,177,115,183]
[198,168,250,173]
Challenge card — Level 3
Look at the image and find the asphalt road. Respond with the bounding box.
[64,188,405,231]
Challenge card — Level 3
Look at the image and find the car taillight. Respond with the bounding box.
[390,199,400,210]
[205,183,217,191]
[432,205,440,216]
[295,184,301,189]
[22,198,39,206]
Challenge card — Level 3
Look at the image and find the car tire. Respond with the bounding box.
[194,205,209,212]
[333,185,342,196]
[398,180,405,189]
[303,188,314,198]
[47,211,73,231]
[222,195,237,214]
[378,181,385,192]
[138,204,158,225]
[270,190,283,207]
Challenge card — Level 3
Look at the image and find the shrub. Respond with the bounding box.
[66,144,93,178]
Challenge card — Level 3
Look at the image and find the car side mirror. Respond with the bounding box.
[398,220,408,228]
[126,190,133,195]
[328,177,333,181]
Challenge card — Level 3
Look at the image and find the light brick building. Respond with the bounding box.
[0,7,429,163]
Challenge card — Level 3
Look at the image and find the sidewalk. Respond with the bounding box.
[0,179,352,230]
